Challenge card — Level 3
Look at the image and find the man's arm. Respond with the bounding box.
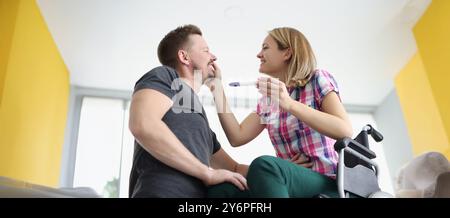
[210,148,249,178]
[129,89,247,190]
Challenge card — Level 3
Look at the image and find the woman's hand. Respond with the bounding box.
[205,62,222,92]
[257,77,294,111]
[290,153,313,168]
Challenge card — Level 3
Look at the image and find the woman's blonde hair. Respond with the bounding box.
[268,27,316,87]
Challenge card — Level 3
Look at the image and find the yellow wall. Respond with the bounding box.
[0,0,69,187]
[0,0,20,106]
[395,53,449,157]
[395,0,450,158]
[414,0,450,148]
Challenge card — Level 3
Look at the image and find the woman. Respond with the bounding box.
[208,27,353,198]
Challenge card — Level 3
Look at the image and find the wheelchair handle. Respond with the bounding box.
[365,124,383,142]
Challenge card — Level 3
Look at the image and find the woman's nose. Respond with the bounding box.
[256,51,263,59]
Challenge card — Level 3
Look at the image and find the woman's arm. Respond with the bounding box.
[208,62,265,147]
[287,91,353,139]
[212,85,265,147]
[257,77,353,140]
[210,148,249,178]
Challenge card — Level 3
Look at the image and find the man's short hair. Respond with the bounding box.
[157,24,202,69]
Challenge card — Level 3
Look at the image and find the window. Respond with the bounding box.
[72,97,133,198]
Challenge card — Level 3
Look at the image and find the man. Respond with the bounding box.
[128,24,248,197]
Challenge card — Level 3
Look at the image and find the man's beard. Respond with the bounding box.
[192,64,212,82]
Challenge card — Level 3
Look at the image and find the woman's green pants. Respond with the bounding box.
[208,155,339,198]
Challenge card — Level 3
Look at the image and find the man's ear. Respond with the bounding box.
[178,50,190,66]
[283,48,292,61]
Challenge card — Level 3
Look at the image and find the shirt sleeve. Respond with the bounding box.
[133,66,179,99]
[211,130,221,154]
[313,69,341,108]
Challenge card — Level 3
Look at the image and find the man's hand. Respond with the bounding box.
[204,168,248,191]
[290,153,313,168]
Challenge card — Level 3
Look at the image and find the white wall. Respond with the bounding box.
[347,113,394,194]
[374,88,414,190]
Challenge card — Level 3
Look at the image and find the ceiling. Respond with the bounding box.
[37,0,431,106]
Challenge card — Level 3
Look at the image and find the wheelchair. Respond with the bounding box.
[321,124,393,198]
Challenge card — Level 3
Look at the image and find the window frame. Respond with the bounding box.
[60,86,132,188]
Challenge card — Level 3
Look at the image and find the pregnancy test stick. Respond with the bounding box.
[228,81,256,87]
[229,81,271,105]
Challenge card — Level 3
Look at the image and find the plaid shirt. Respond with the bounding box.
[256,69,340,178]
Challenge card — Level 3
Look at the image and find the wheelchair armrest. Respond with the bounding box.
[334,137,376,159]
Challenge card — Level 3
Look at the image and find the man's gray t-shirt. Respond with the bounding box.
[129,66,221,198]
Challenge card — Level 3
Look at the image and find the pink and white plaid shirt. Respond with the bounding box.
[256,69,340,178]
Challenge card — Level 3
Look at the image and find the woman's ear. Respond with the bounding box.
[178,50,190,66]
[283,48,292,61]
